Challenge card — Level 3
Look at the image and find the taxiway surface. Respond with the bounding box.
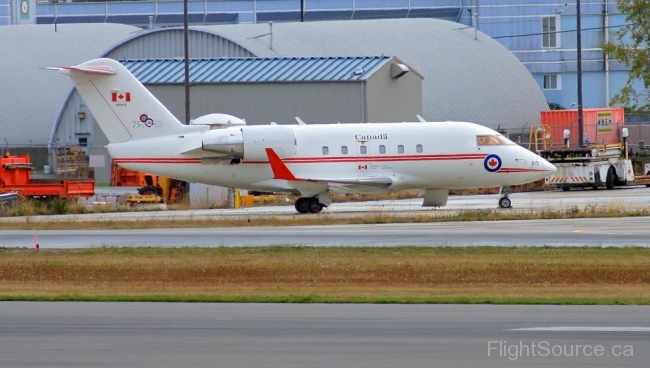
[2,216,650,248]
[1,303,647,368]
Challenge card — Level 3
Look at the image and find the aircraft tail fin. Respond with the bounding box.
[50,58,200,143]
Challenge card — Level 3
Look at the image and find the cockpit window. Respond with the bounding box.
[496,135,516,145]
[477,135,515,146]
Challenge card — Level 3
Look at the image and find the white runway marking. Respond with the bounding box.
[509,327,650,332]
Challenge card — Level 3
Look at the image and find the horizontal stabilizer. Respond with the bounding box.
[42,65,116,75]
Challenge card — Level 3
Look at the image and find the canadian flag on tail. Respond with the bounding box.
[112,92,131,102]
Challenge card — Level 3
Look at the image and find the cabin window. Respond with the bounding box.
[476,135,516,146]
[322,146,329,155]
[360,146,367,154]
[416,144,423,153]
[341,146,348,154]
[379,145,386,154]
[398,145,404,154]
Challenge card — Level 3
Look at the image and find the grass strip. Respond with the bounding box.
[1,246,649,304]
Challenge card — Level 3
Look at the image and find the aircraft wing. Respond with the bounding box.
[265,148,393,195]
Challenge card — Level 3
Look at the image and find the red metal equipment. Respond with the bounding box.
[0,154,94,198]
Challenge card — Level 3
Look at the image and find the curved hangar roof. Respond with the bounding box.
[200,19,548,130]
[0,23,139,146]
[107,18,547,130]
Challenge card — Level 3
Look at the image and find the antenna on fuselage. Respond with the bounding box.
[295,117,306,125]
[416,115,426,123]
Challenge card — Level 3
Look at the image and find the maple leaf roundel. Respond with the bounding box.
[483,154,502,172]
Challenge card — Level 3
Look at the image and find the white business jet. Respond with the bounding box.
[49,58,555,213]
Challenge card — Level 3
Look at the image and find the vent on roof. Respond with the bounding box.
[391,63,410,79]
[352,68,364,75]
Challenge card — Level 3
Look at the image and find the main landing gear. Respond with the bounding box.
[498,186,512,209]
[294,197,326,213]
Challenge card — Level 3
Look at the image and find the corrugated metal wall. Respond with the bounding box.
[148,83,364,126]
[106,29,255,60]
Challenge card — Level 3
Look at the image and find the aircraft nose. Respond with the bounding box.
[542,158,557,174]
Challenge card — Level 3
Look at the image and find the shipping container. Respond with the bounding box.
[540,108,625,148]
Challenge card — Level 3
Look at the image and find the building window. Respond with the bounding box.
[543,74,561,90]
[360,146,367,154]
[78,137,88,147]
[416,144,423,153]
[341,146,348,154]
[398,145,404,154]
[542,17,559,48]
[322,146,329,155]
[379,145,386,154]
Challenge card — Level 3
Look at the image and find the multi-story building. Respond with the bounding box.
[1,0,638,111]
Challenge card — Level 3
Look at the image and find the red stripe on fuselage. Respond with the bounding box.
[244,153,487,165]
[112,154,492,165]
[496,167,552,173]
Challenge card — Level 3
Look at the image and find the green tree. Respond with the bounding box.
[602,1,650,112]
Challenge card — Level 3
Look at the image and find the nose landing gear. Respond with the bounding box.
[498,187,512,209]
[295,197,326,213]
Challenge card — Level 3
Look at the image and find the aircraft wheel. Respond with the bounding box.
[294,198,310,213]
[307,198,323,213]
[498,197,511,209]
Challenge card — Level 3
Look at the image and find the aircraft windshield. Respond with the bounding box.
[476,135,516,146]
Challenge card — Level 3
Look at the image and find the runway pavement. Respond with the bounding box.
[2,188,650,248]
[1,302,648,368]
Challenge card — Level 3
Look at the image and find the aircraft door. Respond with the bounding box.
[242,125,297,161]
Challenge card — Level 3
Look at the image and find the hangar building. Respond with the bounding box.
[2,19,548,183]
[0,23,138,169]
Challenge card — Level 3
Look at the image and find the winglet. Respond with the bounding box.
[265,148,298,180]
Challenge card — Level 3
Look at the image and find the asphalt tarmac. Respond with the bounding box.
[3,186,650,223]
[1,303,648,368]
[1,216,649,248]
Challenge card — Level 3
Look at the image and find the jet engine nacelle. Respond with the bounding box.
[201,125,297,161]
[202,127,244,158]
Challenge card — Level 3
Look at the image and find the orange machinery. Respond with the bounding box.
[110,159,184,202]
[0,154,94,198]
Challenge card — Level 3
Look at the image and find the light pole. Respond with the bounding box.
[577,0,584,146]
[183,0,190,124]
